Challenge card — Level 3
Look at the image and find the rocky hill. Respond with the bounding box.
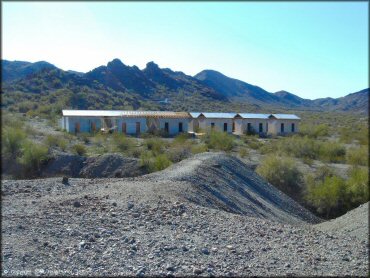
[1,59,368,114]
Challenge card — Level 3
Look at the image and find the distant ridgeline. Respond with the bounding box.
[1,59,368,115]
[61,109,301,136]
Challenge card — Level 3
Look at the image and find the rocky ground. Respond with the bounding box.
[2,153,368,276]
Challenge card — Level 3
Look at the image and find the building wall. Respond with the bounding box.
[198,118,234,133]
[238,118,269,134]
[267,119,299,135]
[116,118,147,134]
[66,116,102,133]
[158,118,189,135]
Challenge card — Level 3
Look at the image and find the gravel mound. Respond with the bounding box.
[314,202,369,240]
[79,153,147,178]
[2,153,368,276]
[148,152,320,224]
[42,153,86,177]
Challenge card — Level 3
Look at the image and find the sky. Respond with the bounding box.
[2,2,368,99]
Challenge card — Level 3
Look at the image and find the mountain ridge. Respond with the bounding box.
[1,58,368,114]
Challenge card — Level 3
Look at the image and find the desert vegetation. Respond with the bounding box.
[1,109,368,219]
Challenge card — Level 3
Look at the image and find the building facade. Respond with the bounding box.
[61,110,300,136]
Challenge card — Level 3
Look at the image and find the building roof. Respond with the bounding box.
[198,112,237,119]
[62,110,191,118]
[189,112,202,118]
[238,113,271,119]
[270,114,301,120]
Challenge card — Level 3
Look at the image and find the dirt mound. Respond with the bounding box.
[314,202,369,240]
[79,153,147,178]
[146,152,319,224]
[42,152,86,177]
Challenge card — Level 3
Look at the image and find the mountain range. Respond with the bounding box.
[1,58,368,114]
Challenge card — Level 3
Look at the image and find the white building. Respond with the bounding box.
[61,110,300,136]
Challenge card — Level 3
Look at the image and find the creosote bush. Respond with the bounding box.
[256,154,302,196]
[112,133,135,153]
[202,130,235,152]
[72,144,87,156]
[2,127,27,157]
[346,146,368,166]
[17,141,49,175]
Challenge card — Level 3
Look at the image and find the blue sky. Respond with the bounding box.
[2,2,368,99]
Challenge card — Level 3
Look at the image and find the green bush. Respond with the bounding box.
[113,133,135,153]
[346,146,368,166]
[239,148,249,158]
[318,141,346,163]
[72,144,87,156]
[17,141,49,174]
[203,130,235,152]
[173,133,191,145]
[299,123,329,138]
[139,151,172,172]
[191,144,208,154]
[256,155,303,196]
[2,127,27,157]
[145,137,166,155]
[346,167,369,206]
[152,154,172,171]
[305,174,348,218]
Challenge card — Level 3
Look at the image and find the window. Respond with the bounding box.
[291,123,295,132]
[259,123,263,133]
[122,122,126,134]
[281,123,285,133]
[179,122,183,132]
[211,123,215,129]
[266,123,268,132]
[165,122,169,133]
[232,122,235,132]
[224,123,228,132]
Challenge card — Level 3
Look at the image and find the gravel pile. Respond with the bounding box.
[2,153,368,276]
[314,202,369,240]
[79,153,147,178]
[41,153,146,178]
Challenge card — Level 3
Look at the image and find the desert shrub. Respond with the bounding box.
[112,133,135,153]
[346,146,368,166]
[139,151,172,172]
[2,127,27,157]
[304,174,348,218]
[299,123,329,138]
[152,154,172,171]
[318,141,346,163]
[239,148,249,158]
[203,130,235,152]
[45,135,60,147]
[173,133,191,145]
[167,147,191,163]
[78,133,91,144]
[17,141,49,174]
[72,144,87,156]
[145,137,166,155]
[191,144,208,154]
[243,136,263,150]
[256,154,303,196]
[346,167,369,206]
